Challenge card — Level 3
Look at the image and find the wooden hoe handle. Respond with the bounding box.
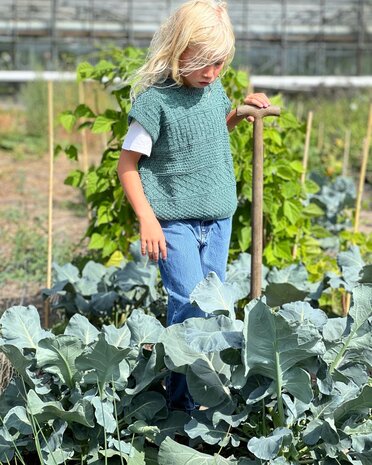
[236,104,281,300]
[236,105,281,120]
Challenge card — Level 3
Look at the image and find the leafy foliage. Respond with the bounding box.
[59,47,145,262]
[0,260,371,464]
[42,241,166,330]
[59,47,340,272]
[309,174,356,233]
[44,240,367,327]
[221,70,328,269]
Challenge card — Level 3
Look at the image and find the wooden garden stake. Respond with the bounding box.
[45,80,55,328]
[354,103,372,233]
[236,104,281,299]
[293,111,313,259]
[301,111,313,185]
[342,129,351,177]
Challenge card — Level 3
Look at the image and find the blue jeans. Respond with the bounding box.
[158,217,232,411]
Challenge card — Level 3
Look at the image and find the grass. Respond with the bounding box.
[0,207,77,287]
[0,79,111,161]
[0,133,47,159]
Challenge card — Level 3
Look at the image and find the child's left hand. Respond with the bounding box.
[243,93,271,122]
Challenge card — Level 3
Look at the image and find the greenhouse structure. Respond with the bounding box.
[0,0,371,75]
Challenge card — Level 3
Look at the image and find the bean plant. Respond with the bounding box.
[58,46,336,274]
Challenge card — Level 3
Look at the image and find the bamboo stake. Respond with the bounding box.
[343,103,372,316]
[354,104,372,232]
[301,111,313,185]
[79,81,89,173]
[293,111,313,259]
[342,129,351,177]
[45,80,54,328]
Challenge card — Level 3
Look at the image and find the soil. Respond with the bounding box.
[0,146,101,316]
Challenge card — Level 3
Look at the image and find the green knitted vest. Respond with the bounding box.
[128,78,238,221]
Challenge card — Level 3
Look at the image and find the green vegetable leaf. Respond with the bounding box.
[59,111,76,131]
[248,427,293,460]
[74,103,95,118]
[265,283,308,307]
[92,115,115,133]
[26,390,94,427]
[65,314,99,345]
[92,397,116,433]
[329,284,372,373]
[76,333,128,390]
[126,309,164,345]
[102,324,131,348]
[0,305,49,350]
[243,301,324,404]
[303,418,339,446]
[3,406,32,437]
[36,335,85,388]
[190,271,243,318]
[153,411,190,446]
[283,199,302,224]
[124,391,166,423]
[158,437,237,465]
[77,61,94,80]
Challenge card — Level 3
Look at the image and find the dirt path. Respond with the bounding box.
[0,149,94,311]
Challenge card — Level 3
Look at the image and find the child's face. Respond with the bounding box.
[179,47,225,88]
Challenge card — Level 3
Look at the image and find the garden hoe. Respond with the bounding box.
[236,104,281,299]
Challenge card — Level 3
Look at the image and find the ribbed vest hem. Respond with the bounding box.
[150,186,238,221]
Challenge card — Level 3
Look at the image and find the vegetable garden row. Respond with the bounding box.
[0,47,371,464]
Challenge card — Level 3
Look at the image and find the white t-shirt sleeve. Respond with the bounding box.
[122,120,153,156]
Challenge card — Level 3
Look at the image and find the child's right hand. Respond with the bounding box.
[139,216,167,261]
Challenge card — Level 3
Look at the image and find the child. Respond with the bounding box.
[117,0,270,412]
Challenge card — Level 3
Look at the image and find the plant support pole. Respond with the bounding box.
[236,104,281,299]
[45,80,55,328]
[354,103,372,233]
[301,111,313,185]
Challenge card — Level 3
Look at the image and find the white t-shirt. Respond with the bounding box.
[122,120,153,156]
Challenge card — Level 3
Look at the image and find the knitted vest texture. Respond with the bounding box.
[128,78,238,220]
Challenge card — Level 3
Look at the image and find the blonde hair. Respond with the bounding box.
[130,0,235,99]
